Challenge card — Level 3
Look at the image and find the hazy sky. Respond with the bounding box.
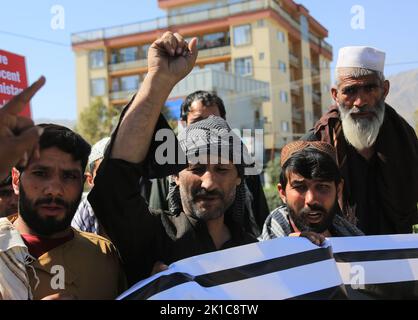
[1,0,417,121]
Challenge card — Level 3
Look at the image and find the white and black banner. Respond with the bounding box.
[118,234,418,300]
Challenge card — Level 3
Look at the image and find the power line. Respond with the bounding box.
[0,30,69,48]
[1,28,418,70]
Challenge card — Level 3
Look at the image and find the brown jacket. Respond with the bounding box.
[9,215,126,300]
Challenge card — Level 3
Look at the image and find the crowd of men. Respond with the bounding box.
[0,31,417,300]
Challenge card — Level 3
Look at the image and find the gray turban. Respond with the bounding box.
[168,115,254,226]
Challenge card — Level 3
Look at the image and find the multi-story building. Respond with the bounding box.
[71,0,333,158]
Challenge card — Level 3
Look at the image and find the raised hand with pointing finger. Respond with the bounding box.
[0,76,46,180]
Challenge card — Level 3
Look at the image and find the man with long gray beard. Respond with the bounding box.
[303,46,418,235]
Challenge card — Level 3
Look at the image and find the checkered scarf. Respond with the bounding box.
[168,116,251,226]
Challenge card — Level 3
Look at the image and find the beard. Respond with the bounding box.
[288,198,340,234]
[18,183,81,237]
[338,99,385,150]
[180,186,236,222]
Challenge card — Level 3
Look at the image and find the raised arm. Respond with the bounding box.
[111,32,197,163]
[0,76,45,180]
[89,32,197,284]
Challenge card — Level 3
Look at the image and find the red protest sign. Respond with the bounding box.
[0,49,31,118]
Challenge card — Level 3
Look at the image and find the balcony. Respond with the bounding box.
[289,52,300,68]
[109,59,148,73]
[197,45,231,60]
[311,65,320,76]
[312,91,321,104]
[108,45,230,74]
[309,33,333,54]
[291,108,304,123]
[109,69,270,104]
[290,81,300,95]
[110,89,138,102]
[321,40,333,53]
[169,68,269,100]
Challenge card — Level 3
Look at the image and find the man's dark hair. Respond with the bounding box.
[0,174,12,188]
[33,124,91,173]
[180,90,226,121]
[279,148,342,188]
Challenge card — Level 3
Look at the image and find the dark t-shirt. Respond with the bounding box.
[345,146,381,235]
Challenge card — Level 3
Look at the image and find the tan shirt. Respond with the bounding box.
[9,215,126,300]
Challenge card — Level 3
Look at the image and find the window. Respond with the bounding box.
[225,61,231,72]
[280,90,288,103]
[259,52,265,60]
[199,32,228,50]
[119,47,138,63]
[110,50,118,64]
[235,57,253,77]
[233,25,251,46]
[278,60,286,73]
[121,75,140,91]
[138,44,150,59]
[304,57,310,69]
[111,78,120,92]
[277,31,285,43]
[300,15,309,41]
[281,121,289,132]
[90,78,106,97]
[204,62,226,71]
[89,50,104,69]
[112,75,141,92]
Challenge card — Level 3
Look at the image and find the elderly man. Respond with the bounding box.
[304,46,418,235]
[259,141,363,240]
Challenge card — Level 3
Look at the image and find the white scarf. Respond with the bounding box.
[0,218,37,300]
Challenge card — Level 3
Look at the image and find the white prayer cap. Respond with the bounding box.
[88,137,110,169]
[336,46,386,72]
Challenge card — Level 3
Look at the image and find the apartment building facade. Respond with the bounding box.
[71,0,333,156]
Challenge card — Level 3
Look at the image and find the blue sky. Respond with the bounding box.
[1,0,417,121]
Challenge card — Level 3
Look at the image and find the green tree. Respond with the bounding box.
[265,156,281,186]
[263,156,283,211]
[75,98,120,145]
[162,104,178,132]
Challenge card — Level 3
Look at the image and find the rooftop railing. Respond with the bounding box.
[71,0,332,54]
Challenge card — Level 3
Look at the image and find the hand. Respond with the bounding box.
[147,32,198,87]
[41,293,76,300]
[0,76,46,180]
[150,260,169,276]
[299,231,326,246]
